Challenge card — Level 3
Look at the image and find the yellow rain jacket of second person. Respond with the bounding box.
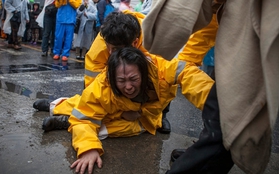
[53,56,214,158]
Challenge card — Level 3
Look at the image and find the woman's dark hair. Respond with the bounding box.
[100,12,141,46]
[108,47,149,98]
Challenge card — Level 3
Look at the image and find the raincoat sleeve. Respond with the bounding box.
[77,3,97,20]
[76,4,84,18]
[36,0,54,28]
[22,0,29,21]
[86,4,97,20]
[177,61,214,110]
[4,0,16,13]
[153,54,214,110]
[177,14,218,66]
[68,72,113,157]
[55,0,67,8]
[84,33,110,87]
[68,0,82,9]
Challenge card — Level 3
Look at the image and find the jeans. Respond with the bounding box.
[41,14,56,53]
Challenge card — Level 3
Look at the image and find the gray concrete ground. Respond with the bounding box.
[0,23,279,174]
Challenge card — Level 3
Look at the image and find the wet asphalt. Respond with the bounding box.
[0,39,279,174]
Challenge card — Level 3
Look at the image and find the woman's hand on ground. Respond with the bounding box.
[70,149,102,174]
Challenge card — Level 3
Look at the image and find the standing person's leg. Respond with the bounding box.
[81,47,87,59]
[50,18,56,56]
[34,28,39,44]
[30,28,35,44]
[7,27,14,48]
[166,78,234,173]
[61,24,75,60]
[76,47,81,59]
[53,22,65,59]
[10,21,21,50]
[41,15,51,56]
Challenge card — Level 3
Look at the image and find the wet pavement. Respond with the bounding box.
[0,38,279,174]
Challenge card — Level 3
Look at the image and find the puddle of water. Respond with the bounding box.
[0,133,74,174]
[0,62,84,74]
[0,79,51,99]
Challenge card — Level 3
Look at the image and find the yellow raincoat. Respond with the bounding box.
[84,10,214,110]
[53,56,214,157]
[177,14,218,66]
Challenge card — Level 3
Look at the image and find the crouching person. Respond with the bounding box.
[33,47,213,173]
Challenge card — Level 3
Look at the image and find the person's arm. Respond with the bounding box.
[4,0,16,13]
[76,4,85,17]
[69,75,112,173]
[71,149,102,174]
[55,0,63,8]
[84,34,110,87]
[69,80,111,157]
[85,3,97,20]
[151,53,214,110]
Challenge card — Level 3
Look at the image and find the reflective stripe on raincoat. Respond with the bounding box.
[177,14,218,66]
[53,56,214,158]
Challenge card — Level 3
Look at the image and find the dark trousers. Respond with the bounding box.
[8,21,20,45]
[166,72,234,174]
[41,15,56,53]
[163,102,170,115]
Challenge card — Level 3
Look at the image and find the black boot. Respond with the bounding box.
[33,99,51,112]
[157,113,171,134]
[171,140,197,162]
[171,149,187,162]
[42,115,70,132]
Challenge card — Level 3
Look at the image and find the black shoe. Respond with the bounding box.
[171,149,187,162]
[41,52,48,56]
[42,115,70,132]
[157,113,171,134]
[33,99,51,112]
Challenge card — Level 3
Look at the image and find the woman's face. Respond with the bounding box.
[115,63,142,99]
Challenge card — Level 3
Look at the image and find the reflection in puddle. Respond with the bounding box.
[0,80,50,99]
[0,62,84,74]
[0,62,84,98]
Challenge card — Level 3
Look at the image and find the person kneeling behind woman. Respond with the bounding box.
[33,47,214,173]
